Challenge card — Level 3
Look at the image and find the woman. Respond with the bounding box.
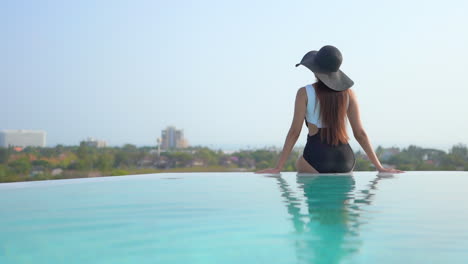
[256,45,403,174]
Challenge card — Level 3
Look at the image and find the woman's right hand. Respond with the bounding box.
[377,166,404,173]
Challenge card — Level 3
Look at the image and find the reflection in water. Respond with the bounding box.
[274,173,395,264]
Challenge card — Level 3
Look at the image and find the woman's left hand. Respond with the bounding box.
[255,168,281,174]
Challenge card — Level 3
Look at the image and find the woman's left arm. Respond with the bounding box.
[255,87,307,174]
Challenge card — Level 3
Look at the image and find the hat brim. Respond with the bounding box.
[314,70,354,92]
[295,51,354,92]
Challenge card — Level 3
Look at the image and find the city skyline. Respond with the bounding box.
[2,1,468,152]
[0,126,464,153]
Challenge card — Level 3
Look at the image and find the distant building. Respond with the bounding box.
[83,137,107,148]
[0,130,46,148]
[51,168,63,176]
[161,126,189,150]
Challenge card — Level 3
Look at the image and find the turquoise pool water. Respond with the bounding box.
[1,171,468,263]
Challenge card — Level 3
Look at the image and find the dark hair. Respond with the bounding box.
[313,79,349,146]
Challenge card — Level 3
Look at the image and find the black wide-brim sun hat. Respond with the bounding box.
[295,45,354,92]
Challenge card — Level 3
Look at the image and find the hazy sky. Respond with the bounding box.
[2,0,467,151]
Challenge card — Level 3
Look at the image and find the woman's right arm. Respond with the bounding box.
[347,89,403,173]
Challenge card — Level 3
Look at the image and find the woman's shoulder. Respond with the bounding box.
[297,86,307,94]
[346,89,359,110]
[297,84,314,95]
[295,86,308,104]
[296,86,307,97]
[347,88,357,101]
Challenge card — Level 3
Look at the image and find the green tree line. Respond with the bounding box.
[1,143,467,183]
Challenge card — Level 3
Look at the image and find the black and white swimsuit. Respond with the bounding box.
[302,84,356,173]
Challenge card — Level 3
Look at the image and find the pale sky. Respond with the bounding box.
[2,0,467,151]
